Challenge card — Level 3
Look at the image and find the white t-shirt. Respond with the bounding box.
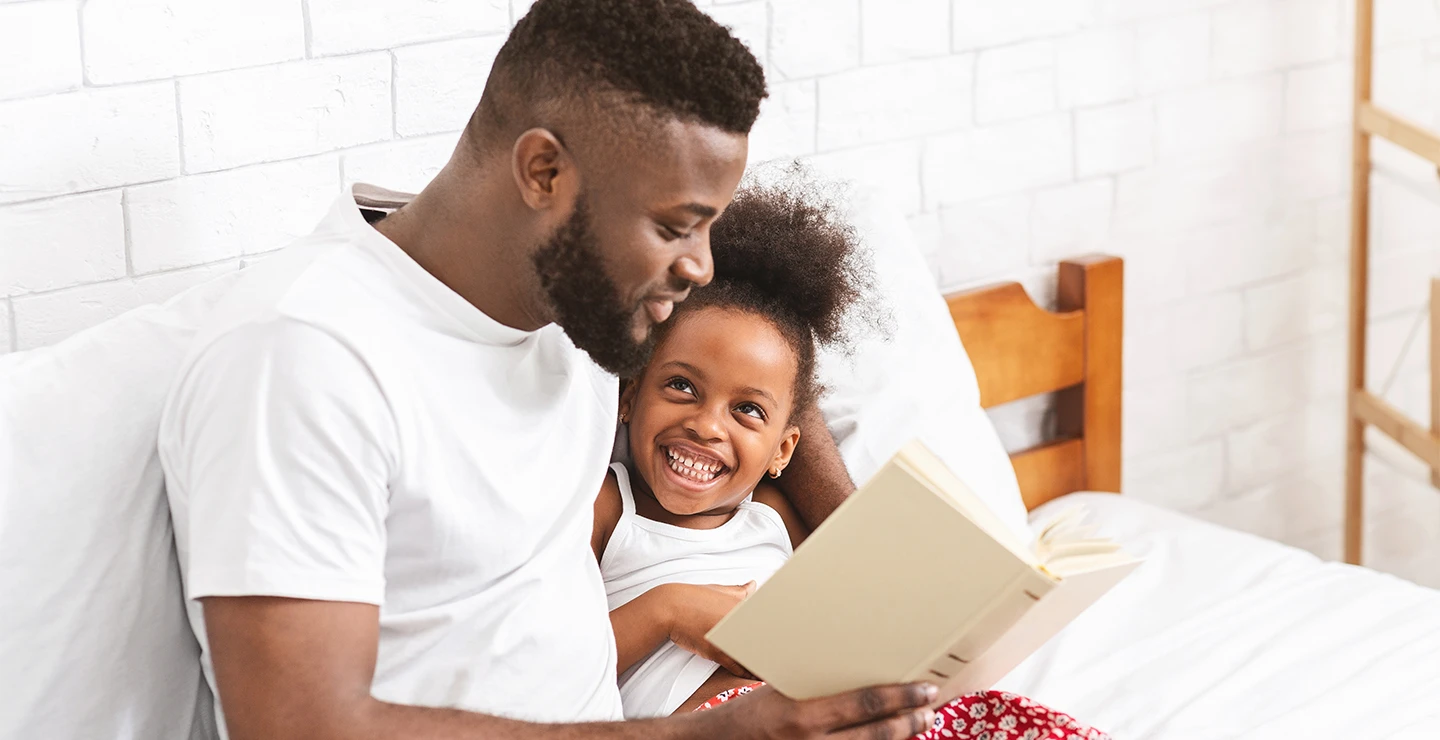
[600,463,792,718]
[158,187,625,736]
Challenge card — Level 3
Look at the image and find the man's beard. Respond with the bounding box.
[532,196,655,377]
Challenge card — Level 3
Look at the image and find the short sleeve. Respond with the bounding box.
[161,318,398,605]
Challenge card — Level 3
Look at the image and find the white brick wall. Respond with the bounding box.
[6,0,1440,579]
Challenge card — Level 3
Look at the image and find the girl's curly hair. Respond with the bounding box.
[657,166,882,420]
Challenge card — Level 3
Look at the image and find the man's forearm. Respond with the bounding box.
[774,404,855,529]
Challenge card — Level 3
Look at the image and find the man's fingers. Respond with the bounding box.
[829,708,936,740]
[808,683,937,730]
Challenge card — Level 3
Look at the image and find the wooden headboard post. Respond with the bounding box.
[945,255,1124,510]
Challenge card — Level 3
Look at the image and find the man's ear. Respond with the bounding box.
[771,425,801,478]
[511,128,577,211]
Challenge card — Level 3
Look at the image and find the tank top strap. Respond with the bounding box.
[609,461,639,520]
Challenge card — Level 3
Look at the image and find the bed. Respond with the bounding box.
[950,257,1440,738]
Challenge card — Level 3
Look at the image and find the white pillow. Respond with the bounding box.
[816,187,1031,542]
[0,273,239,740]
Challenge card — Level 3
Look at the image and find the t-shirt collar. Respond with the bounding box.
[332,183,535,347]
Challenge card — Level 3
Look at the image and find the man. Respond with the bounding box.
[159,1,936,738]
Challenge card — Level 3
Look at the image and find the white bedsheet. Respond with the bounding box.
[996,493,1440,739]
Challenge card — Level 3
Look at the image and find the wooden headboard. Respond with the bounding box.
[944,255,1124,511]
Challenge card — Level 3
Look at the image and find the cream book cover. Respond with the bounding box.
[706,440,1140,703]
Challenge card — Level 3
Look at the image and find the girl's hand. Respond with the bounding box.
[660,582,757,678]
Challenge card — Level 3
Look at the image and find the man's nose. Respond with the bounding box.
[673,235,714,289]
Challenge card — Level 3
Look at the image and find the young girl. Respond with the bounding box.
[591,178,1109,740]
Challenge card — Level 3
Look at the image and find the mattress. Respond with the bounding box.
[996,493,1440,739]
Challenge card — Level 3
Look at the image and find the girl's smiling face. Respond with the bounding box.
[621,306,801,518]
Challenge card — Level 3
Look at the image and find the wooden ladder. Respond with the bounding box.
[1345,0,1440,564]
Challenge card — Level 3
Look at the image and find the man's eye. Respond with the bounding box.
[659,225,689,240]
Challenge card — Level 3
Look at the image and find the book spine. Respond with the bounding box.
[904,567,1055,694]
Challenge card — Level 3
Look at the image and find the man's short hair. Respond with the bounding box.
[470,0,767,149]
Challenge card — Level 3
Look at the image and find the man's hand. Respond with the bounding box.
[660,582,756,677]
[686,682,938,739]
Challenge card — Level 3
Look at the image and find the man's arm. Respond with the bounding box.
[204,596,937,740]
[772,404,856,529]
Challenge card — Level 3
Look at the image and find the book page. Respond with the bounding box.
[894,441,1038,567]
[706,457,1036,700]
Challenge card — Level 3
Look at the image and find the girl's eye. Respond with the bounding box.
[665,377,695,395]
[736,402,766,421]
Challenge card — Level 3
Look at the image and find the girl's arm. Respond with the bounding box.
[609,583,755,677]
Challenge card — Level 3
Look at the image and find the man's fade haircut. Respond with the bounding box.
[470,0,768,152]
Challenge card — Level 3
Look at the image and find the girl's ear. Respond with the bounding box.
[770,425,802,478]
[618,377,639,423]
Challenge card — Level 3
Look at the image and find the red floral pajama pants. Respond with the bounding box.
[694,682,1110,740]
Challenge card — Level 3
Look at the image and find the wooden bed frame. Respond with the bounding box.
[943,255,1124,512]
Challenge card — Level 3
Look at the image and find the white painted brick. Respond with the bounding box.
[12,262,237,351]
[1304,328,1346,401]
[1243,263,1346,351]
[343,134,459,193]
[1031,178,1112,263]
[0,84,179,205]
[1369,247,1440,318]
[1075,100,1153,178]
[860,0,950,64]
[1114,145,1279,235]
[923,114,1072,209]
[805,141,923,215]
[1123,307,1172,383]
[1135,12,1210,95]
[1099,0,1229,23]
[511,0,537,24]
[1168,291,1246,371]
[1123,439,1225,511]
[1189,486,1289,541]
[1284,62,1350,132]
[1186,343,1312,439]
[1123,377,1188,459]
[395,35,505,137]
[1155,76,1284,161]
[1056,28,1136,108]
[0,191,126,297]
[127,157,341,275]
[928,193,1032,285]
[1264,455,1344,542]
[1114,232,1187,311]
[1314,194,1348,261]
[1213,0,1343,78]
[81,0,303,84]
[1375,45,1433,124]
[817,56,973,151]
[1184,210,1316,295]
[771,0,859,80]
[975,41,1054,125]
[0,1,80,100]
[1375,0,1440,47]
[1279,128,1347,202]
[308,0,508,56]
[952,0,1096,51]
[179,55,392,174]
[748,80,818,165]
[1371,169,1440,252]
[707,2,769,67]
[1226,398,1344,493]
[0,300,11,354]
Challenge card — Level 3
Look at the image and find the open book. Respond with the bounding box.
[706,440,1140,704]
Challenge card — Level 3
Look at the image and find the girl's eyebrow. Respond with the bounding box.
[739,386,778,406]
[661,360,707,380]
